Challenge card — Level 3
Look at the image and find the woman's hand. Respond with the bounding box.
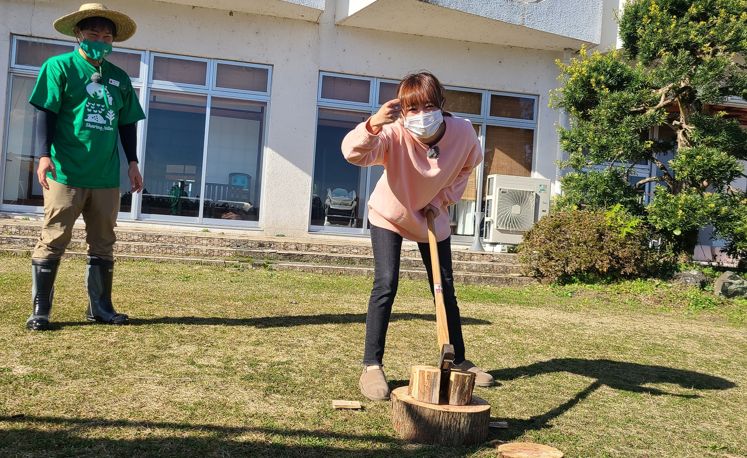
[422,203,440,219]
[367,99,401,134]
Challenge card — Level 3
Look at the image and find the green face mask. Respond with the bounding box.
[80,39,112,61]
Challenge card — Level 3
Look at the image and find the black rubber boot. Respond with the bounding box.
[27,258,60,331]
[86,257,128,325]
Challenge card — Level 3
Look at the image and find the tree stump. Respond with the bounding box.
[390,386,490,445]
[409,365,441,404]
[447,370,476,406]
[496,442,564,458]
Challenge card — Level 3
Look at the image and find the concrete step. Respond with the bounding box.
[0,234,523,275]
[0,221,519,263]
[0,217,533,286]
[0,247,533,287]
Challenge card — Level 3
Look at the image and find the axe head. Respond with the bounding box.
[438,343,455,372]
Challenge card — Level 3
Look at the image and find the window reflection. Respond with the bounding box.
[141,91,206,217]
[377,82,398,105]
[484,125,534,179]
[2,75,43,206]
[215,64,268,92]
[107,51,141,80]
[489,95,535,120]
[311,108,369,227]
[203,98,265,221]
[152,56,207,86]
[321,75,370,103]
[449,124,481,236]
[444,89,482,115]
[14,40,74,68]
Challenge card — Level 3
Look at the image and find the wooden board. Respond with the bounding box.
[332,400,362,410]
[497,442,564,458]
[390,386,490,445]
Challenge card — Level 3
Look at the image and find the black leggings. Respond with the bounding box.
[362,224,466,365]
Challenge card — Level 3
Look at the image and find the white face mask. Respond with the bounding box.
[404,109,443,139]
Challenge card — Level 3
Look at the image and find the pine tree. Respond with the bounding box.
[551,0,747,259]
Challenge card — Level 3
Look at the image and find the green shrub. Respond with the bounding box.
[518,207,672,284]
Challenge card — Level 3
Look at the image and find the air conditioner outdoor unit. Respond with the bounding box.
[483,174,551,245]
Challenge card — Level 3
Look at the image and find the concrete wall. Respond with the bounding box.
[596,0,625,52]
[0,0,567,236]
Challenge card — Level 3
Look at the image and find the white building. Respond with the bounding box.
[0,0,632,245]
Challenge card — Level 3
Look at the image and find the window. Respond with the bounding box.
[107,50,142,80]
[311,74,398,233]
[141,92,206,218]
[444,89,482,115]
[2,36,271,227]
[377,82,398,105]
[14,40,74,68]
[484,126,535,177]
[2,75,42,206]
[311,73,539,242]
[203,98,265,221]
[320,74,371,104]
[489,94,536,120]
[311,109,370,228]
[152,55,207,86]
[142,56,271,224]
[215,62,269,93]
[452,124,482,236]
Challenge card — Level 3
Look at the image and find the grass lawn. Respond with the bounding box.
[0,254,745,457]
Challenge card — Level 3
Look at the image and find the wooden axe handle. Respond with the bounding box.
[426,210,450,350]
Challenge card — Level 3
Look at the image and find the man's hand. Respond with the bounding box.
[422,203,440,218]
[367,99,401,134]
[128,162,143,193]
[36,157,56,190]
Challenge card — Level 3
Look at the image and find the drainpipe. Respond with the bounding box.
[470,176,485,252]
[552,48,575,196]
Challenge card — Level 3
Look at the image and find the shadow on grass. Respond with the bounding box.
[486,358,736,442]
[0,414,473,457]
[52,312,491,329]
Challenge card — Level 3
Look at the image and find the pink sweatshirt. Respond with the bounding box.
[341,115,483,243]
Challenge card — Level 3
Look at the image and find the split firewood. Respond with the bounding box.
[331,400,362,410]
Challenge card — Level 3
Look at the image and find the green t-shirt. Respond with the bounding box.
[29,50,145,188]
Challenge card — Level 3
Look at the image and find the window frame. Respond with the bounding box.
[2,35,272,229]
[10,35,76,73]
[211,59,273,98]
[318,71,374,109]
[486,91,539,125]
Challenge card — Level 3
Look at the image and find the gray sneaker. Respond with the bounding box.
[453,360,495,387]
[359,365,390,401]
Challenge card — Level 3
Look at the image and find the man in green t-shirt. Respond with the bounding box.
[26,3,145,331]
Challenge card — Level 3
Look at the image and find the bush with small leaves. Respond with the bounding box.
[518,206,673,284]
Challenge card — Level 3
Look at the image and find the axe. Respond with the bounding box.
[425,210,455,386]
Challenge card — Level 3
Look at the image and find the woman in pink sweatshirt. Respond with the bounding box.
[342,72,494,401]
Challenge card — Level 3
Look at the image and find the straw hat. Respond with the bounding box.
[54,3,136,42]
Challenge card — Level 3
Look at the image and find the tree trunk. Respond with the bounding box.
[390,386,490,445]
